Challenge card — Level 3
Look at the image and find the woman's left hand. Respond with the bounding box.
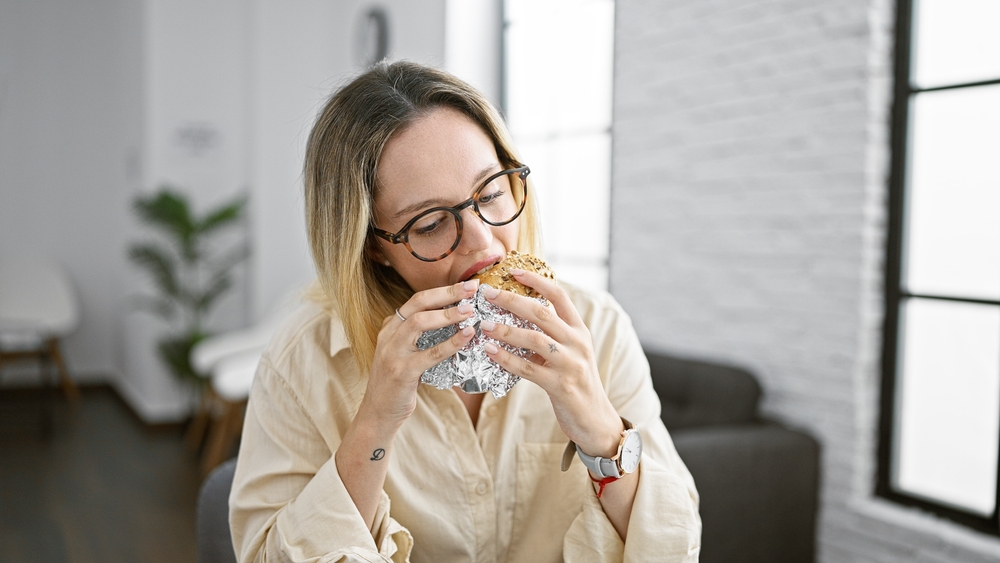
[480,269,624,458]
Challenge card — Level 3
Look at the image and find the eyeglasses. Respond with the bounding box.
[372,166,530,262]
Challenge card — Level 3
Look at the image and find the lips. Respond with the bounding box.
[459,255,503,283]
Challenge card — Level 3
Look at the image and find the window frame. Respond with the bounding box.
[877,0,1000,536]
[499,0,615,292]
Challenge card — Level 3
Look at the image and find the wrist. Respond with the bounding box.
[575,413,626,458]
[569,417,642,480]
[353,397,405,441]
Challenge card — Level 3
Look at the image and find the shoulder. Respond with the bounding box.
[559,280,647,387]
[254,299,362,417]
[559,280,633,335]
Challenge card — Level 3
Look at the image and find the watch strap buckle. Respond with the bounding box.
[561,440,576,472]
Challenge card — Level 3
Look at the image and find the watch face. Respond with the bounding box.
[619,430,642,473]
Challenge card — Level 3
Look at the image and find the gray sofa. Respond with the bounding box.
[197,353,820,563]
[647,351,820,563]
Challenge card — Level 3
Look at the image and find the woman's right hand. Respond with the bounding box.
[360,279,480,429]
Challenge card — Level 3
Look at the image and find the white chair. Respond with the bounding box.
[189,287,301,474]
[0,254,80,401]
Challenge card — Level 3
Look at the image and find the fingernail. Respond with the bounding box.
[509,268,525,276]
[457,303,473,314]
[480,320,496,332]
[484,342,499,354]
[461,325,475,337]
[463,279,479,291]
[483,286,500,299]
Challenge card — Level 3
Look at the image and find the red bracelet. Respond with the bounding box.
[589,473,619,499]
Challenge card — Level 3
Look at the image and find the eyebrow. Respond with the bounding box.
[391,163,503,220]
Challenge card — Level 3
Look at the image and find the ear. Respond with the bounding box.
[366,239,391,267]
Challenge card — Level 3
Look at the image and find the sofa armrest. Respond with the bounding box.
[670,424,820,563]
[646,352,762,429]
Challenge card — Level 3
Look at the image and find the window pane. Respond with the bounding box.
[894,298,1000,516]
[505,0,614,138]
[517,133,611,266]
[504,0,613,292]
[904,85,1000,300]
[912,0,1000,89]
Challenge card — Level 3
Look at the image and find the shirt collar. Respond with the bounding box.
[329,315,350,357]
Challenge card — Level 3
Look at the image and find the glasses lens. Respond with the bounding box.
[476,170,526,226]
[405,209,460,260]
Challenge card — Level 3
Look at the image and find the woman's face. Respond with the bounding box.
[372,106,520,292]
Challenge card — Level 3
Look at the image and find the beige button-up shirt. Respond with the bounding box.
[230,283,701,563]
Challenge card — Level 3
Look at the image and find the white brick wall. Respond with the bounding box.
[611,0,1000,561]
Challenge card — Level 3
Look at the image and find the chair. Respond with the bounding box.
[197,457,238,563]
[0,255,80,403]
[189,288,301,475]
[647,351,820,563]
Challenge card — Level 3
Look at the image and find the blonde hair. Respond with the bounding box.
[304,61,542,375]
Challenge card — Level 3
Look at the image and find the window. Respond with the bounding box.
[502,0,614,292]
[878,0,1000,535]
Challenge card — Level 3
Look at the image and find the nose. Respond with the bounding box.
[456,207,492,254]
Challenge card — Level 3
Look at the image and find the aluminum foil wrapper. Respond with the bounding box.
[417,284,545,399]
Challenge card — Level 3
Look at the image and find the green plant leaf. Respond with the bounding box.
[196,274,231,313]
[133,189,196,243]
[127,243,179,298]
[198,196,246,236]
[128,295,176,320]
[157,331,210,384]
[206,243,251,278]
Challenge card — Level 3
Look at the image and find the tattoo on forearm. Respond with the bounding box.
[549,343,558,353]
[370,448,385,461]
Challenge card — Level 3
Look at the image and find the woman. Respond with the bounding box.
[229,61,700,563]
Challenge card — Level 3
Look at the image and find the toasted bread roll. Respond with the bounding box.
[473,250,555,298]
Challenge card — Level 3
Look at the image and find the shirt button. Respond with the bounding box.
[476,482,489,495]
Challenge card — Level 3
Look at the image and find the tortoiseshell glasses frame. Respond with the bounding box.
[371,165,530,262]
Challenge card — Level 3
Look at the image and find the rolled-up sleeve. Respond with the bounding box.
[563,294,702,562]
[229,360,413,563]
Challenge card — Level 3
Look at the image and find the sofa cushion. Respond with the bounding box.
[671,424,820,563]
[646,352,762,429]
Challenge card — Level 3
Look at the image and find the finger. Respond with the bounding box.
[405,301,476,335]
[480,320,559,366]
[398,279,479,319]
[416,324,477,369]
[482,285,569,340]
[507,269,583,328]
[483,339,552,388]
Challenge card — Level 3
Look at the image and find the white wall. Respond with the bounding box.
[117,0,255,422]
[445,0,502,104]
[248,0,446,320]
[0,0,450,420]
[611,0,1000,561]
[0,0,141,385]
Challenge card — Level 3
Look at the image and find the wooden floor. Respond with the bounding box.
[0,387,201,563]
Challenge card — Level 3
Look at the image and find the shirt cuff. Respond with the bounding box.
[563,480,625,562]
[274,456,413,562]
[622,455,701,562]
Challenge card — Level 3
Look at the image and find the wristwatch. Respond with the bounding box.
[561,417,642,478]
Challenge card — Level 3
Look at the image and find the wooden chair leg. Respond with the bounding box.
[185,387,214,453]
[45,337,79,402]
[201,398,246,477]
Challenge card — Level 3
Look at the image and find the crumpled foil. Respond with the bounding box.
[417,284,545,399]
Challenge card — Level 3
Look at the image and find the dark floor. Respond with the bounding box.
[0,387,201,563]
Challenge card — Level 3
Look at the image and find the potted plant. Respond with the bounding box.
[128,188,249,387]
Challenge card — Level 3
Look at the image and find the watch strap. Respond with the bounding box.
[575,444,623,478]
[559,417,638,477]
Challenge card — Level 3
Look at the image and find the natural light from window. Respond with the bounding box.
[891,0,1000,519]
[503,0,614,292]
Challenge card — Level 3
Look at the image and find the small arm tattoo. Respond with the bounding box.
[370,448,385,461]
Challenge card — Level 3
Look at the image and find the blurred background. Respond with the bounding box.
[1,0,999,562]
